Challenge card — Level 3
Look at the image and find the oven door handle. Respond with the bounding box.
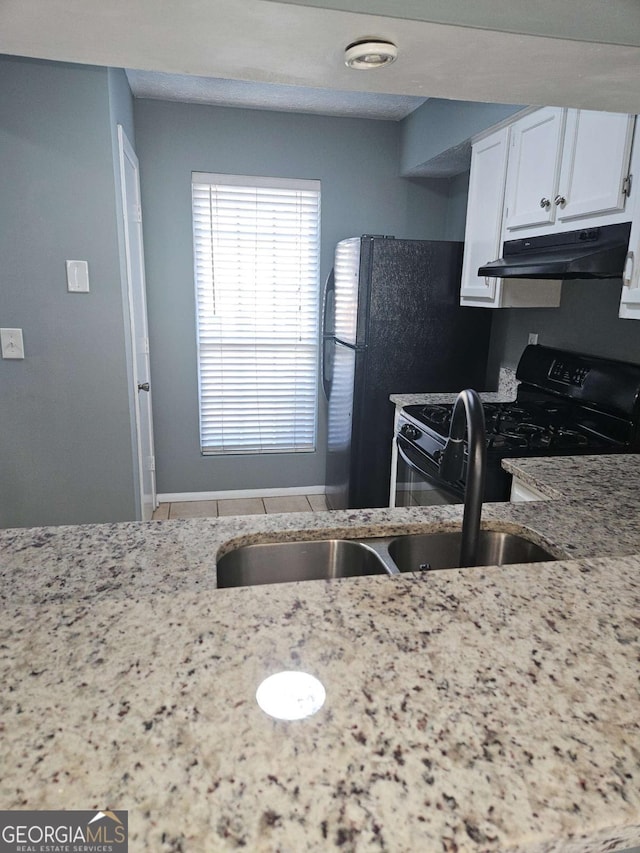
[396,435,466,503]
[396,436,441,479]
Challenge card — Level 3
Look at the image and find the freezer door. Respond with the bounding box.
[325,340,356,510]
[333,238,362,346]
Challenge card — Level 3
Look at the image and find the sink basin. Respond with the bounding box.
[216,530,557,588]
[216,539,392,588]
[388,530,555,572]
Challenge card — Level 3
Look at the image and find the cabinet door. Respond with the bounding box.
[510,478,548,502]
[504,107,565,232]
[460,126,510,304]
[619,127,640,320]
[619,217,640,319]
[557,110,634,223]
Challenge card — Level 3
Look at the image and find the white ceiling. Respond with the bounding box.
[268,0,640,48]
[125,70,426,121]
[1,0,640,116]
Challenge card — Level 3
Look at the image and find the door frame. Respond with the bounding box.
[117,124,157,520]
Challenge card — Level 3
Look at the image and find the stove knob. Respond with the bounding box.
[400,423,421,440]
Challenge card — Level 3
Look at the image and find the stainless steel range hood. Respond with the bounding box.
[478,222,631,280]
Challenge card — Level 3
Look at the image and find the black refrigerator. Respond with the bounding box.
[322,236,492,510]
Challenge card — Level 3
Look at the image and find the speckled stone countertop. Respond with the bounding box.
[1,454,640,852]
[390,367,518,409]
[503,454,640,503]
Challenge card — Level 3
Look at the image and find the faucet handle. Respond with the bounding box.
[439,437,464,483]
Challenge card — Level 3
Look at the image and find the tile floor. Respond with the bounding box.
[152,493,329,520]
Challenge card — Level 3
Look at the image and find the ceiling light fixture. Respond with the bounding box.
[345,39,398,70]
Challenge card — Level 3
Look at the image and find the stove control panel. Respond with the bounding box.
[548,358,590,387]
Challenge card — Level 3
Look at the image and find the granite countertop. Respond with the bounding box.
[1,455,640,852]
[502,454,640,502]
[389,367,518,409]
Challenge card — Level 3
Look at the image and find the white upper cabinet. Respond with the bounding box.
[503,108,565,233]
[619,132,640,319]
[459,104,639,313]
[460,123,562,309]
[618,236,640,318]
[460,126,509,304]
[503,107,635,237]
[556,109,635,223]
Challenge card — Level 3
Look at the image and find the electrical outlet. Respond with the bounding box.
[528,333,539,345]
[1,328,25,359]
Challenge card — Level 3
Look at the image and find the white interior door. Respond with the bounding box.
[118,125,157,520]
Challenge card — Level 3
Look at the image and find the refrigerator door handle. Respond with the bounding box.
[322,337,334,402]
[321,270,336,401]
[334,338,364,350]
[321,269,335,340]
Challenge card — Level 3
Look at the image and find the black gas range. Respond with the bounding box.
[395,345,640,505]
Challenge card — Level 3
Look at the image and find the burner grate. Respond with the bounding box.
[403,397,620,456]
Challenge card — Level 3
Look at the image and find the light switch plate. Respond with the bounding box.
[66,259,90,293]
[1,328,25,359]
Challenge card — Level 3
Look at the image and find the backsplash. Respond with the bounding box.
[488,276,640,375]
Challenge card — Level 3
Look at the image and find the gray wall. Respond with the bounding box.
[487,279,640,374]
[133,98,455,494]
[445,171,471,241]
[0,56,138,527]
[400,99,523,176]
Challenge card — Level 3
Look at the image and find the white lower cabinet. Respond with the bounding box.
[510,478,549,502]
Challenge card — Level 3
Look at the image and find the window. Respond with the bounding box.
[192,173,321,455]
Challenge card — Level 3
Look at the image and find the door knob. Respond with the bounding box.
[137,382,150,392]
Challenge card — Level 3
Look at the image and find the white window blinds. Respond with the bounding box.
[192,173,321,455]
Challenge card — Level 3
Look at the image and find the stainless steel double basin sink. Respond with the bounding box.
[216,530,556,588]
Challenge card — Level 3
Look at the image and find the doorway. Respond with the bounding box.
[118,125,157,520]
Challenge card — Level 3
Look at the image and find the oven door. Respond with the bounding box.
[394,436,463,507]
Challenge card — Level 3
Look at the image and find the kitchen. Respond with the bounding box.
[2,3,640,529]
[2,2,640,850]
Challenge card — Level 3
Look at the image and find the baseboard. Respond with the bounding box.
[157,485,327,503]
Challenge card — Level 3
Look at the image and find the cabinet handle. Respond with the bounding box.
[539,197,551,209]
[554,195,566,206]
[623,251,634,286]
